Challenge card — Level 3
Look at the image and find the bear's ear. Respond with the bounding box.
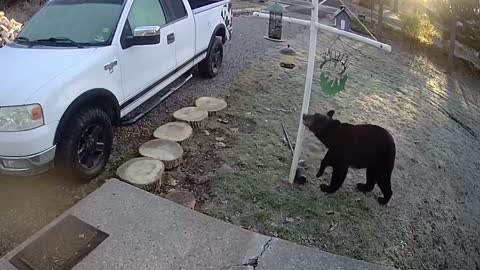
[327,110,335,118]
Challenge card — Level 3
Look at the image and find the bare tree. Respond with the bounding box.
[377,0,384,37]
[447,16,456,72]
[393,0,399,13]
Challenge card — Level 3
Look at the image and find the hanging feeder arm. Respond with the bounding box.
[275,0,331,9]
[276,0,313,9]
[253,12,392,52]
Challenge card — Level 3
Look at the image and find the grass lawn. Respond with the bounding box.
[180,26,480,270]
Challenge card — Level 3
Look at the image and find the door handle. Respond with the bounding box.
[167,33,175,44]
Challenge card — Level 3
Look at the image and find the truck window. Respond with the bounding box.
[169,0,187,20]
[16,0,124,46]
[128,0,168,30]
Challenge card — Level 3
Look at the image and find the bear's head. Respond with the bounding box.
[302,110,335,135]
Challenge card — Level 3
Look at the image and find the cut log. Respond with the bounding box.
[173,106,208,129]
[195,97,227,115]
[116,157,164,192]
[153,122,193,144]
[139,139,183,169]
[165,191,196,209]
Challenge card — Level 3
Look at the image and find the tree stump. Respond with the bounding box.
[195,97,227,115]
[173,107,208,129]
[116,157,164,192]
[139,139,183,169]
[165,191,196,209]
[153,122,193,144]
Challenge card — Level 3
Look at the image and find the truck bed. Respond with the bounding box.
[188,0,221,10]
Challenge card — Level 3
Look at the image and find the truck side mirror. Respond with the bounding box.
[125,26,161,48]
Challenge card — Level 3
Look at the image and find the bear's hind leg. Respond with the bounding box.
[357,167,376,192]
[376,174,392,205]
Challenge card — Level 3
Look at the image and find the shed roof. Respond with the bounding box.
[333,6,350,18]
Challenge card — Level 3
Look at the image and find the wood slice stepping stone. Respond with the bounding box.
[173,106,208,129]
[165,191,196,209]
[195,97,227,115]
[139,139,183,169]
[153,122,193,144]
[116,157,164,192]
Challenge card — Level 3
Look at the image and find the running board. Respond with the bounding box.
[171,73,193,91]
[120,73,193,126]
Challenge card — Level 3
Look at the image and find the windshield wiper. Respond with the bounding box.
[30,37,84,48]
[14,36,31,44]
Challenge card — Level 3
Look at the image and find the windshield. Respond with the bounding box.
[16,0,125,47]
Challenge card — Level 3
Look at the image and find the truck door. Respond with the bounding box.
[118,0,176,105]
[162,0,195,67]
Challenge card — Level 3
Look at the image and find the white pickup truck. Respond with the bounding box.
[0,0,232,179]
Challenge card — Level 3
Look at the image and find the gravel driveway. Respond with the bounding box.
[0,17,306,257]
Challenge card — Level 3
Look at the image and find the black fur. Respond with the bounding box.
[303,111,396,205]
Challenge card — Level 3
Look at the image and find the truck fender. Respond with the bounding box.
[209,24,227,51]
[54,89,120,144]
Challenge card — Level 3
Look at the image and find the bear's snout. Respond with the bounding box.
[303,113,332,133]
[303,114,315,128]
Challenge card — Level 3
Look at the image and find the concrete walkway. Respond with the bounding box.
[0,179,392,270]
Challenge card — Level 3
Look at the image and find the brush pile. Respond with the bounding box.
[0,11,22,47]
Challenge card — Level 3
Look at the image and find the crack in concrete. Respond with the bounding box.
[243,237,274,269]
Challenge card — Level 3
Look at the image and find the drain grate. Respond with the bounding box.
[10,215,108,270]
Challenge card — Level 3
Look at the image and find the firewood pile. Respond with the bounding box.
[0,11,22,47]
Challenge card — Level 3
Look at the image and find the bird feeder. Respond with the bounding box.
[333,6,352,32]
[268,2,285,41]
[279,45,297,69]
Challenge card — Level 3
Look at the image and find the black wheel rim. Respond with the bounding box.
[212,45,223,73]
[77,124,106,170]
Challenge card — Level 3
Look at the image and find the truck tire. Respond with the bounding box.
[199,37,223,78]
[56,107,113,180]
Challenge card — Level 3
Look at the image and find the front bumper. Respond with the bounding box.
[0,146,56,176]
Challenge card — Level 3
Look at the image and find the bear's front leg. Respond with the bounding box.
[317,151,332,177]
[320,164,348,193]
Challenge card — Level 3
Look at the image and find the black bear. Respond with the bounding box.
[302,110,396,205]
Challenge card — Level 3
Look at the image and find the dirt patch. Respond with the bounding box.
[141,121,228,207]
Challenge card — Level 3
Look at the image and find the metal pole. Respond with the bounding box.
[370,0,373,24]
[288,0,319,183]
